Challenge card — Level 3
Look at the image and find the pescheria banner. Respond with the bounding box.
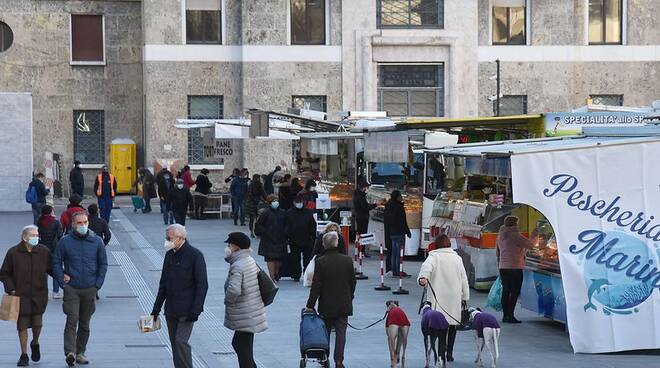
[511,141,660,353]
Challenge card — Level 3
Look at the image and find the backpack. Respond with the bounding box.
[257,266,278,306]
[25,184,38,204]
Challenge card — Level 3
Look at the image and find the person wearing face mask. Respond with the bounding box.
[52,211,108,366]
[282,195,317,279]
[93,165,116,223]
[298,179,318,211]
[223,232,267,368]
[313,222,347,256]
[353,181,377,257]
[37,205,63,298]
[0,225,53,367]
[168,179,194,226]
[255,195,287,281]
[152,224,208,368]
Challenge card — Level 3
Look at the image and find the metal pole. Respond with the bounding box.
[496,59,501,117]
[375,243,391,291]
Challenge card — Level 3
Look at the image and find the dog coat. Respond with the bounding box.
[386,306,410,327]
[472,312,500,338]
[421,307,449,331]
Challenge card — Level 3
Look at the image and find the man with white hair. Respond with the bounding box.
[306,231,356,368]
[152,224,208,368]
[0,225,52,366]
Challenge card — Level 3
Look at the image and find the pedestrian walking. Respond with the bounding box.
[179,165,195,190]
[284,195,317,276]
[69,160,84,197]
[37,205,63,299]
[298,179,318,211]
[264,165,281,195]
[156,165,175,225]
[141,168,157,213]
[27,173,49,225]
[93,165,116,223]
[245,174,266,238]
[255,195,287,281]
[305,232,356,368]
[87,204,111,246]
[230,170,249,226]
[151,224,208,368]
[193,168,212,219]
[224,168,240,184]
[60,194,86,234]
[277,174,294,210]
[290,177,303,197]
[497,215,535,323]
[0,225,53,367]
[384,190,411,276]
[352,181,377,256]
[223,232,267,368]
[52,211,108,367]
[313,222,347,256]
[417,234,470,363]
[168,179,193,226]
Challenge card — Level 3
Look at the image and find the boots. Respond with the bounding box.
[446,326,457,362]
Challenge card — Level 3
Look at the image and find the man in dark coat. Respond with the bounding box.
[28,173,49,225]
[283,195,317,279]
[193,168,213,220]
[168,179,193,226]
[353,182,377,256]
[229,171,248,226]
[0,225,52,367]
[306,232,356,368]
[151,224,208,368]
[384,190,411,277]
[263,165,281,195]
[255,195,287,281]
[87,204,111,246]
[69,160,84,197]
[156,165,175,225]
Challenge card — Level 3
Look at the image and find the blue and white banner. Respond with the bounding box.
[544,112,648,136]
[511,141,660,353]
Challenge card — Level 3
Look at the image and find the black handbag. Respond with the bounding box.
[257,267,278,306]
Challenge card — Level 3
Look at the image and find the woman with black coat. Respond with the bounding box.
[245,175,266,238]
[193,168,213,219]
[255,195,287,281]
[282,196,317,278]
[168,179,193,225]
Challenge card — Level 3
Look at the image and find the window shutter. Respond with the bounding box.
[71,15,104,62]
[187,0,221,10]
[492,0,525,6]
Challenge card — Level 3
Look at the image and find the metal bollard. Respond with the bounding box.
[374,243,391,291]
[392,245,409,295]
[356,241,368,280]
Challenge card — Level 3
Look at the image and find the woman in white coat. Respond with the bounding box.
[418,234,469,362]
[224,232,267,368]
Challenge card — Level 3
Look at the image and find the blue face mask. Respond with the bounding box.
[76,226,88,235]
[271,201,280,210]
[27,237,39,246]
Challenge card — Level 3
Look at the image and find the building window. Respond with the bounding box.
[187,96,223,164]
[292,95,327,112]
[590,94,623,106]
[494,95,528,116]
[186,0,222,44]
[73,110,105,164]
[291,0,325,45]
[377,64,444,117]
[70,15,104,64]
[0,21,13,53]
[588,0,622,44]
[377,0,444,29]
[492,0,526,45]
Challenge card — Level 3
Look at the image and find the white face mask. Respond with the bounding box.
[164,240,176,251]
[294,202,303,209]
[177,184,184,189]
[224,246,233,258]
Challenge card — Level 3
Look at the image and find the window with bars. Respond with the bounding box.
[291,0,325,45]
[377,64,444,117]
[73,110,105,164]
[590,94,623,106]
[187,96,224,164]
[588,0,622,45]
[492,0,526,45]
[292,95,327,112]
[377,0,443,29]
[186,0,222,44]
[494,95,527,116]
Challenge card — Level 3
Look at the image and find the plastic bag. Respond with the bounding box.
[486,276,503,312]
[138,315,161,333]
[303,256,316,288]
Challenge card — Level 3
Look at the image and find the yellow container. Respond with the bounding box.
[110,138,136,194]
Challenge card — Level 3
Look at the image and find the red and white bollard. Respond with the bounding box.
[392,245,409,295]
[374,243,391,291]
[356,240,368,280]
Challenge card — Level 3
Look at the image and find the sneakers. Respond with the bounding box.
[65,353,75,367]
[17,354,29,367]
[30,341,40,362]
[76,354,90,365]
[53,291,63,299]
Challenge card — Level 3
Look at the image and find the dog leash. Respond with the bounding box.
[425,281,470,329]
[346,311,388,331]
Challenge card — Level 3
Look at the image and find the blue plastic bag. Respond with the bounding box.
[486,276,503,312]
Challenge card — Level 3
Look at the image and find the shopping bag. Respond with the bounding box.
[486,276,503,312]
[303,256,316,288]
[257,267,278,306]
[0,294,20,321]
[137,315,161,333]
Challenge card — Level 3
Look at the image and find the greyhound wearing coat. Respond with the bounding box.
[420,302,449,368]
[468,307,501,368]
[385,300,410,368]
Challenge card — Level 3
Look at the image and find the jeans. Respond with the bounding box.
[62,286,96,355]
[232,197,245,224]
[325,316,348,366]
[193,194,207,219]
[500,268,524,319]
[97,196,113,223]
[166,316,194,368]
[160,200,174,225]
[390,235,405,275]
[32,202,44,225]
[143,193,152,212]
[232,331,256,368]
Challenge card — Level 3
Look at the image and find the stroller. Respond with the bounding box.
[299,309,330,368]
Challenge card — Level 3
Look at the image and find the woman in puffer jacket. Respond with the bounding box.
[224,231,267,368]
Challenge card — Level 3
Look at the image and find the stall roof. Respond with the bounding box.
[394,114,544,131]
[297,132,364,139]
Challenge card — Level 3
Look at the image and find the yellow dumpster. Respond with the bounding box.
[110,138,136,194]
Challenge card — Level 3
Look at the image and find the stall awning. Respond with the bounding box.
[395,114,544,130]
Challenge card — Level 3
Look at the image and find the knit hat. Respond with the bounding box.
[225,232,251,249]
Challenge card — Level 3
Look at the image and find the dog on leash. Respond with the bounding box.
[420,302,449,368]
[385,300,410,368]
[468,307,501,368]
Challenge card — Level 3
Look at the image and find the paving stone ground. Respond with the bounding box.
[0,196,658,367]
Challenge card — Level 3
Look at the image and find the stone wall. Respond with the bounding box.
[0,93,33,211]
[0,0,143,196]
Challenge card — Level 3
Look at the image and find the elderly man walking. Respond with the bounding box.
[151,224,208,368]
[0,225,52,367]
[52,211,108,367]
[306,231,356,368]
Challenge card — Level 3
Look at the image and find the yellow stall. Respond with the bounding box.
[110,138,136,194]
